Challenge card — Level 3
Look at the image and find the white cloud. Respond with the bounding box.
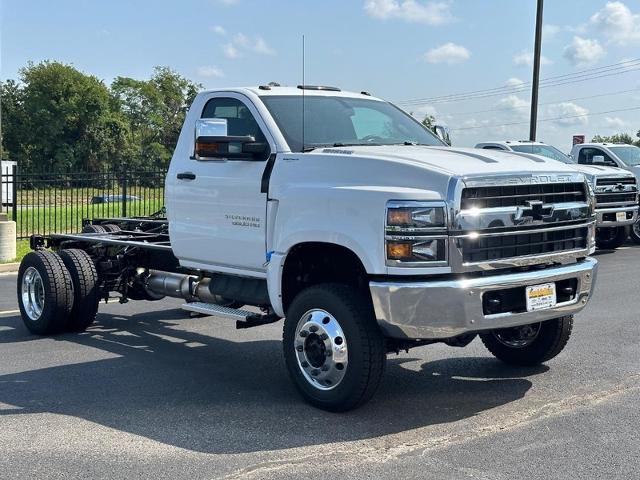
[424,42,470,64]
[211,25,226,36]
[505,77,525,88]
[408,104,438,121]
[364,0,454,25]
[253,36,275,55]
[545,102,589,126]
[604,116,627,128]
[543,24,561,41]
[498,95,529,110]
[196,66,224,78]
[591,1,640,45]
[223,43,240,59]
[563,36,605,66]
[223,33,275,59]
[513,50,551,67]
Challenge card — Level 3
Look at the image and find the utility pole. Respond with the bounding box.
[0,78,5,221]
[529,0,544,141]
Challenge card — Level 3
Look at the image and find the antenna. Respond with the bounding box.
[302,34,305,152]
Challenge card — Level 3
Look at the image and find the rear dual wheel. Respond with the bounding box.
[18,250,99,335]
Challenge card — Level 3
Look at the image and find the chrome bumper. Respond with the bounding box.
[595,205,638,227]
[370,257,598,340]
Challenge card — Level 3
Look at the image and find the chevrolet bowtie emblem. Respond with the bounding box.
[516,200,554,221]
[615,183,625,191]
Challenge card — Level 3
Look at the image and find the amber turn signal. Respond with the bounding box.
[386,241,412,260]
[387,209,413,226]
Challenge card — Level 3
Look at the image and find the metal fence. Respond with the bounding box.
[1,166,167,239]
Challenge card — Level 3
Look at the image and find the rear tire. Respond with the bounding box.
[82,224,106,234]
[480,316,573,366]
[60,249,100,332]
[17,251,74,335]
[595,226,628,249]
[283,284,386,412]
[102,224,121,233]
[630,219,640,245]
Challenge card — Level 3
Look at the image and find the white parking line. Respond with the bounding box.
[0,309,20,316]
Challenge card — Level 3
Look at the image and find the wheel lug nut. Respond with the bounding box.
[301,361,309,368]
[309,325,318,333]
[296,345,304,352]
[299,330,308,338]
[320,333,328,340]
[311,369,320,376]
[326,350,332,357]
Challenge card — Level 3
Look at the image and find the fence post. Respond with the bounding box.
[121,170,128,218]
[11,165,17,223]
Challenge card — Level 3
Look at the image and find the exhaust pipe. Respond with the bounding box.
[144,270,221,303]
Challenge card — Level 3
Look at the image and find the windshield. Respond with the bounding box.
[260,95,444,152]
[510,144,573,163]
[609,146,640,166]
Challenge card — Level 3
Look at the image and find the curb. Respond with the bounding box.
[0,262,19,273]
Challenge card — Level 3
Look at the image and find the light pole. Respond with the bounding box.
[529,0,544,141]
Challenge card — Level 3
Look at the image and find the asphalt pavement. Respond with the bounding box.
[0,246,638,479]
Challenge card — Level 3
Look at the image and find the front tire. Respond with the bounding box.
[630,219,640,245]
[283,284,386,412]
[60,249,100,332]
[595,226,628,249]
[17,251,74,335]
[480,316,573,366]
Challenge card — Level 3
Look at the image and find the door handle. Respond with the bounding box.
[177,172,196,180]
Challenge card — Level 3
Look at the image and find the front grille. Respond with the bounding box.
[596,177,636,186]
[461,227,588,263]
[595,193,637,204]
[461,183,586,209]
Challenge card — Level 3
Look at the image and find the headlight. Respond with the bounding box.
[385,201,448,266]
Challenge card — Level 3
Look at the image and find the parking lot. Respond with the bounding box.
[0,246,638,479]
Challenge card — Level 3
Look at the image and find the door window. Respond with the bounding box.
[201,97,270,161]
[577,148,616,166]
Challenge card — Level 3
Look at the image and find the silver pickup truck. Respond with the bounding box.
[476,141,639,249]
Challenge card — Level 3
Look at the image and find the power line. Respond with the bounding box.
[444,88,640,117]
[450,106,640,132]
[397,58,640,106]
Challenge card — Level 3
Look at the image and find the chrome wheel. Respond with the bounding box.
[21,267,45,321]
[294,309,348,390]
[633,220,640,238]
[494,323,541,348]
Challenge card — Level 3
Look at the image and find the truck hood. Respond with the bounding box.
[326,145,581,177]
[569,163,634,178]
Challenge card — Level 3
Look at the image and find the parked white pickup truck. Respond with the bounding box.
[18,86,598,411]
[476,141,639,249]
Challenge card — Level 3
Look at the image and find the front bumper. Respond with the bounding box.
[595,205,638,227]
[370,257,598,340]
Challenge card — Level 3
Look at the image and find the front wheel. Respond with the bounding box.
[283,284,386,412]
[480,316,573,366]
[595,226,628,249]
[630,219,640,245]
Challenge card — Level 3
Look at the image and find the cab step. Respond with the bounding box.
[181,302,281,329]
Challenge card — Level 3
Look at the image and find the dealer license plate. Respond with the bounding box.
[616,211,627,222]
[525,283,557,312]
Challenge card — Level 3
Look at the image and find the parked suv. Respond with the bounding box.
[476,141,639,249]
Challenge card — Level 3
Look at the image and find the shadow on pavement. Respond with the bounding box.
[0,307,545,454]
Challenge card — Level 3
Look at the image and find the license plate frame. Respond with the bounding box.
[525,282,557,312]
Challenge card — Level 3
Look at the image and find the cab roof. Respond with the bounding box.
[200,86,384,102]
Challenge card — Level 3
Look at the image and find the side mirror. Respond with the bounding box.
[194,119,268,161]
[592,155,606,165]
[433,124,451,146]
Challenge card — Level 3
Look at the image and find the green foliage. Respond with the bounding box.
[421,114,436,130]
[1,61,202,171]
[592,132,640,146]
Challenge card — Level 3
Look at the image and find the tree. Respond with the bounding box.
[111,67,201,167]
[592,132,639,146]
[13,61,135,171]
[0,79,28,162]
[421,114,436,130]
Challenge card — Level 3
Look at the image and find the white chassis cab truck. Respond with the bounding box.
[18,86,599,411]
[476,141,639,250]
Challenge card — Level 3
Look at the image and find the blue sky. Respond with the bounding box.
[2,0,639,150]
